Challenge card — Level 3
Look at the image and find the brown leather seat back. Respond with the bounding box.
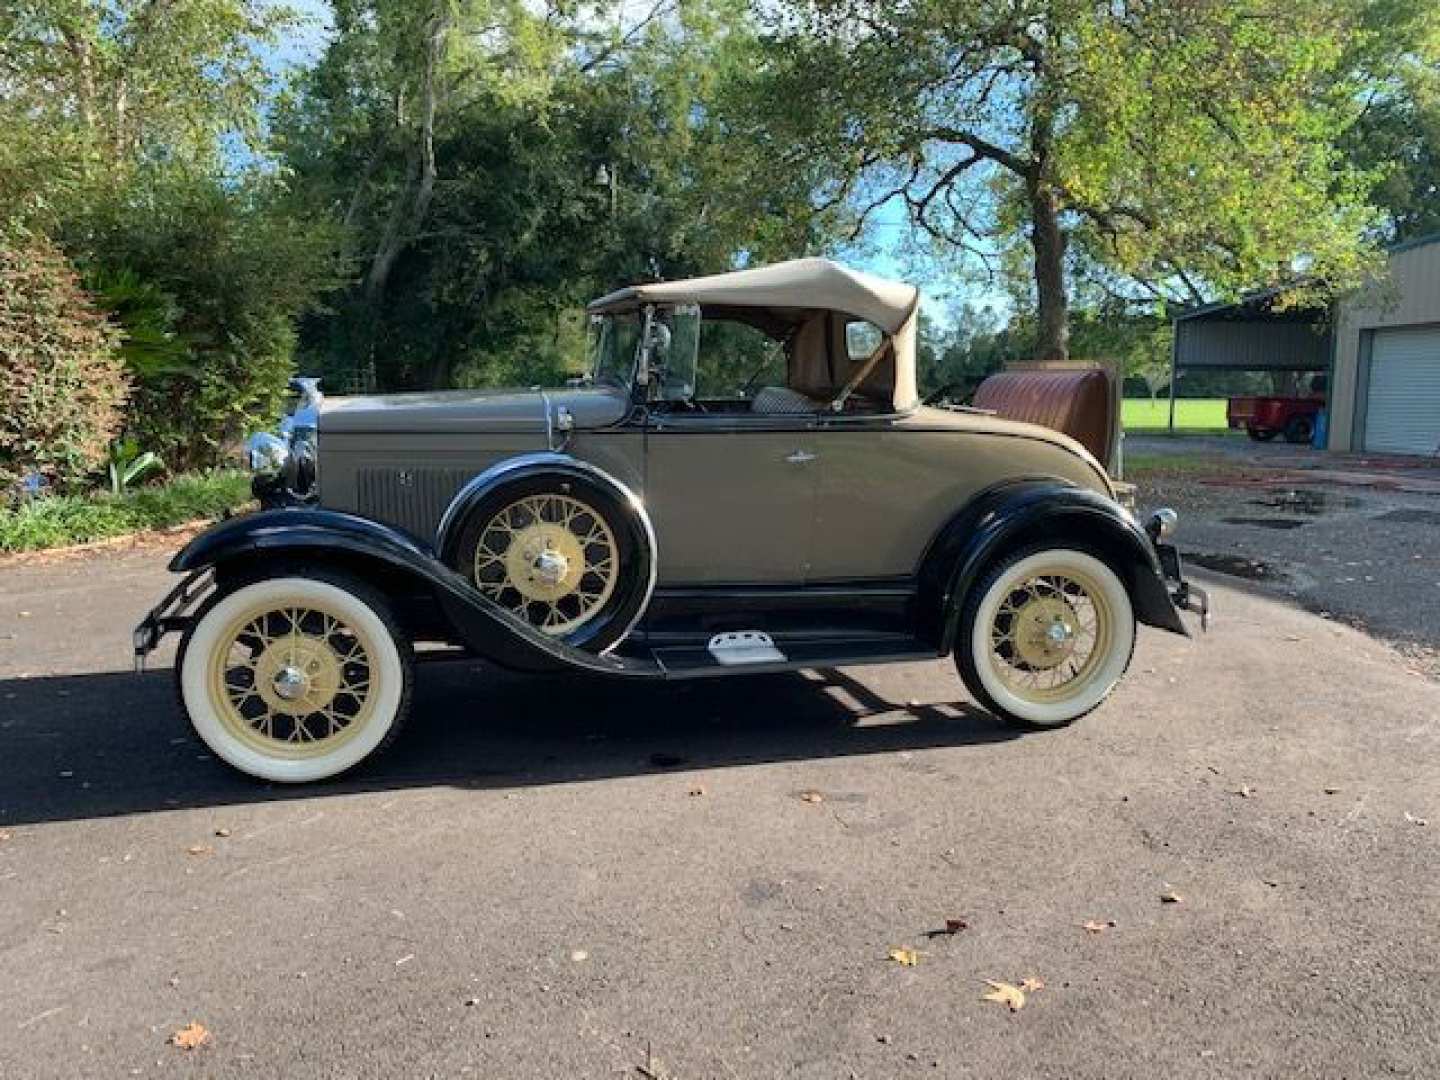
[972,367,1117,468]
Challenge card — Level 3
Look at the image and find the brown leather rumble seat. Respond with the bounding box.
[971,366,1119,470]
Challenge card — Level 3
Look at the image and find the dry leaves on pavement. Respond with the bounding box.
[980,981,1026,1012]
[169,1022,210,1050]
[798,790,824,804]
[887,948,920,967]
[185,845,213,857]
[1020,976,1045,992]
[1160,890,1184,904]
[1081,919,1117,934]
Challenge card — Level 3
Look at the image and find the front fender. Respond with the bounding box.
[168,508,656,678]
[916,480,1188,652]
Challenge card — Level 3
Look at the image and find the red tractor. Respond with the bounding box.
[1227,375,1327,443]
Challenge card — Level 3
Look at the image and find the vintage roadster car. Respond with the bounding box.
[135,258,1208,782]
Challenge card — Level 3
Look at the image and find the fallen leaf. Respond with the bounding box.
[186,845,213,857]
[570,950,589,962]
[1081,919,1116,934]
[213,828,231,838]
[687,785,706,797]
[0,830,11,843]
[1323,786,1341,795]
[1160,891,1184,904]
[1020,976,1046,993]
[980,981,1025,1012]
[887,948,920,967]
[169,1022,210,1050]
[799,790,824,804]
[1232,785,1253,798]
[945,917,967,934]
[1404,812,1428,827]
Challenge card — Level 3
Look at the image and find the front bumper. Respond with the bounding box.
[132,568,214,671]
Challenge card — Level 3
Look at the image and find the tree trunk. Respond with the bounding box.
[1028,178,1069,363]
[363,9,447,304]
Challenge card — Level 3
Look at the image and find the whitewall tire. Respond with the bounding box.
[178,572,413,783]
[956,547,1135,729]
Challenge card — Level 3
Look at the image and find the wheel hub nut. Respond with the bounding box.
[272,665,309,702]
[532,548,568,585]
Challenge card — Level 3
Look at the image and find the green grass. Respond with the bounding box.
[1122,397,1230,432]
[0,471,252,554]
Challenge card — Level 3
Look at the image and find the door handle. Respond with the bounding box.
[785,450,817,465]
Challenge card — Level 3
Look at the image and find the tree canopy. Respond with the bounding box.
[749,0,1433,361]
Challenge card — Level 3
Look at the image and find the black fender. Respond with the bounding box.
[434,451,655,567]
[915,480,1188,653]
[169,508,659,678]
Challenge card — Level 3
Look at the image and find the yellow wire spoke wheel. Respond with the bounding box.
[988,570,1112,705]
[471,492,619,635]
[180,575,410,782]
[961,548,1135,729]
[208,602,378,759]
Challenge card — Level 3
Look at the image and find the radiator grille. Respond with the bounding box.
[357,467,474,541]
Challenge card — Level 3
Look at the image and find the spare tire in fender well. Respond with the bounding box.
[437,456,657,653]
[916,480,1187,652]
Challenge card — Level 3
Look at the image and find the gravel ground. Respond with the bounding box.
[1127,435,1440,679]
[1,541,1439,1078]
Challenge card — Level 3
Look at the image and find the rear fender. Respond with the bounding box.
[916,480,1187,652]
[169,509,655,677]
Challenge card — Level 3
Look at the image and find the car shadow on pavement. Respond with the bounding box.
[0,660,1018,827]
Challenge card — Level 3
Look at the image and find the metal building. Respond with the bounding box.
[1169,232,1440,455]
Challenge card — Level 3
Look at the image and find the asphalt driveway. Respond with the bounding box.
[1,542,1438,1078]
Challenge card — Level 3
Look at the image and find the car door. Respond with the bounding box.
[643,412,818,584]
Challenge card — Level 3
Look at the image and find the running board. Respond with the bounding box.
[643,633,940,679]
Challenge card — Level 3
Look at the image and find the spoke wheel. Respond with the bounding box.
[987,569,1114,705]
[179,573,412,783]
[472,492,619,635]
[956,547,1135,729]
[208,601,378,760]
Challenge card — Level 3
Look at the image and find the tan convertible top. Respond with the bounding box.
[588,258,922,412]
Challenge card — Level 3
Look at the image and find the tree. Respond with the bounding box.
[280,0,831,392]
[753,0,1393,362]
[0,0,293,228]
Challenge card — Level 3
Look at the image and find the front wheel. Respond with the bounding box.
[955,547,1136,729]
[177,570,413,782]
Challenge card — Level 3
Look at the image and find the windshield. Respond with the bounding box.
[587,312,643,389]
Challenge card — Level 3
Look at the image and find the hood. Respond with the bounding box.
[319,384,630,436]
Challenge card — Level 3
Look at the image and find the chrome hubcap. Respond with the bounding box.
[272,665,309,702]
[532,547,569,587]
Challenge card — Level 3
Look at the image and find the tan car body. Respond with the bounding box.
[317,385,1113,586]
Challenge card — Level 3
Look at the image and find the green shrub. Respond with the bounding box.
[0,470,251,553]
[70,174,338,472]
[0,233,128,495]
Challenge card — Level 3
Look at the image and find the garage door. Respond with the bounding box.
[1365,326,1440,455]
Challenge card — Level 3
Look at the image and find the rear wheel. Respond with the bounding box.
[1283,414,1315,444]
[955,547,1136,729]
[178,570,413,782]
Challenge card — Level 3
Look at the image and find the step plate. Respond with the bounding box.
[707,631,787,666]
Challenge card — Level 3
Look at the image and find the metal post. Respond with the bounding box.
[1167,323,1179,435]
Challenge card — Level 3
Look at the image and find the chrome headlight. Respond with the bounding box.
[1147,507,1179,540]
[247,432,290,477]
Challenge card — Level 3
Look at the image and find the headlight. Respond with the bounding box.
[1147,507,1179,540]
[247,432,290,477]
